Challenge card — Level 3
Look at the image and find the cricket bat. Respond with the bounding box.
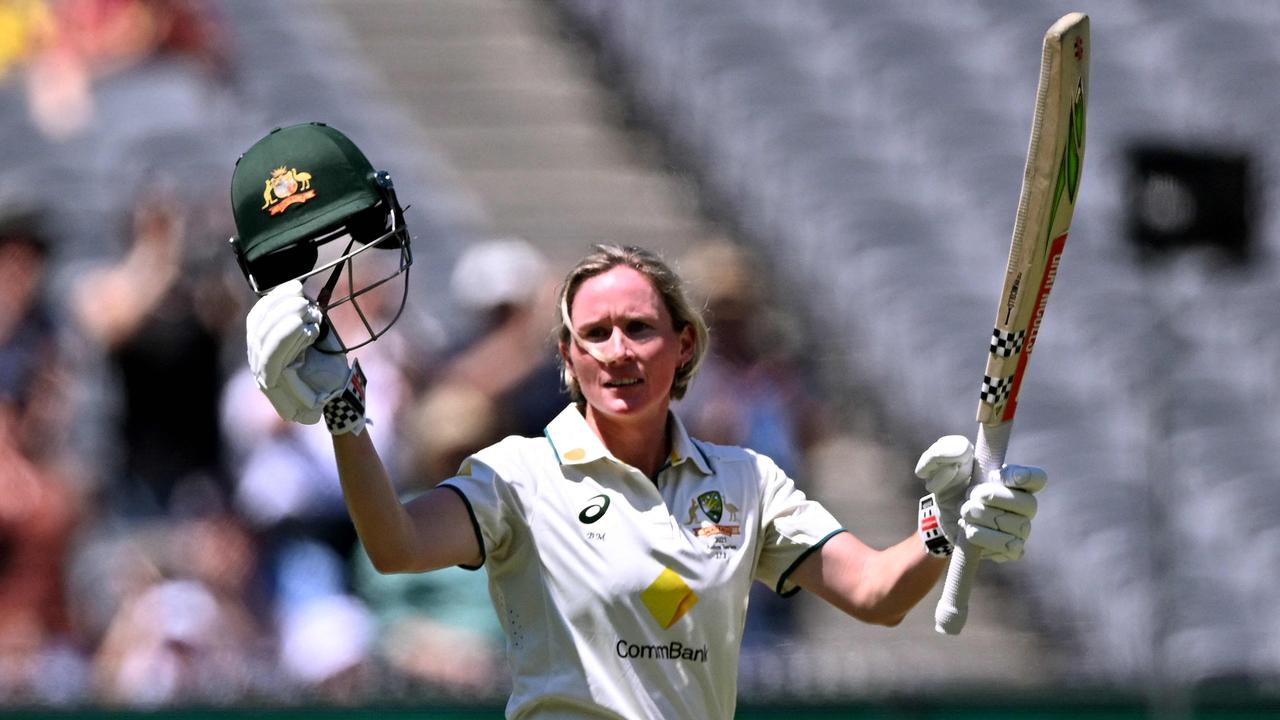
[934,12,1089,636]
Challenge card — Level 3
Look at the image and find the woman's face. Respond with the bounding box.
[562,265,694,427]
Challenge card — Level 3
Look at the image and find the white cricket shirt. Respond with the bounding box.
[440,404,845,720]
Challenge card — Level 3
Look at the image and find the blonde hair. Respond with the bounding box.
[555,244,709,402]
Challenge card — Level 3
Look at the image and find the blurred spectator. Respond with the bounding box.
[352,382,506,695]
[278,593,374,705]
[0,0,53,83]
[92,576,257,706]
[77,512,266,707]
[19,0,229,140]
[436,237,564,439]
[0,206,73,462]
[677,239,827,471]
[72,183,239,517]
[676,240,830,649]
[0,417,84,704]
[403,381,500,491]
[0,208,88,704]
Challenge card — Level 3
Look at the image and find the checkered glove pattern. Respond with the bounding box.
[323,359,368,436]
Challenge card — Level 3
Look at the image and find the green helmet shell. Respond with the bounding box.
[230,122,381,266]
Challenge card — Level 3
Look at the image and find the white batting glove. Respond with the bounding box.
[913,435,974,555]
[960,464,1047,563]
[246,281,322,389]
[245,282,368,435]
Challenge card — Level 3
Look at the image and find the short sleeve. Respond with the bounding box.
[751,453,845,596]
[438,438,528,568]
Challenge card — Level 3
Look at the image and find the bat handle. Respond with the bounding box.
[934,421,1011,635]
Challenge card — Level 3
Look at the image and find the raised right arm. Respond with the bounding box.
[333,430,482,574]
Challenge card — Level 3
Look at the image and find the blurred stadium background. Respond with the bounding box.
[0,0,1279,717]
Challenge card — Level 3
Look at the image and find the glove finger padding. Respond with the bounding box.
[962,524,1025,563]
[256,311,320,386]
[247,282,323,386]
[960,474,1043,563]
[964,482,1039,518]
[961,504,1031,541]
[913,435,975,495]
[247,283,365,433]
[991,463,1048,493]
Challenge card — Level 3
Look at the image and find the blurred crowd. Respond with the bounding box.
[0,203,828,707]
[0,0,832,709]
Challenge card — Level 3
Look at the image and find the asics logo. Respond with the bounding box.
[578,493,610,524]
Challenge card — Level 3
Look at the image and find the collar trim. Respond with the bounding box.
[543,404,712,476]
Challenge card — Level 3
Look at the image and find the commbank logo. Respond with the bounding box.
[616,639,708,663]
[578,493,610,524]
[641,568,698,629]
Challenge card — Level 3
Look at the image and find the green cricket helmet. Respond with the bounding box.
[230,122,413,352]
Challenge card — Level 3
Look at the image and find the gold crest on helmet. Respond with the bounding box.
[262,166,315,215]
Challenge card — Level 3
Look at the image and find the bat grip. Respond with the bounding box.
[934,421,1011,635]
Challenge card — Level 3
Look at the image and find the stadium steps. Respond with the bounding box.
[317,0,720,270]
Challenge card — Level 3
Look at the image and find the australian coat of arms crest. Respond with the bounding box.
[262,166,315,215]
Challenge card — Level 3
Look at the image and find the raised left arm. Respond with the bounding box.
[791,435,1047,626]
[789,531,946,626]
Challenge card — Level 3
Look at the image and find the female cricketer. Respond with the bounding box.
[232,124,1046,720]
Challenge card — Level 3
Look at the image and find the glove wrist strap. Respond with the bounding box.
[918,493,953,558]
[323,359,368,436]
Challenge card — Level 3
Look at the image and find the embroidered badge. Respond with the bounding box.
[262,166,315,215]
[686,491,741,541]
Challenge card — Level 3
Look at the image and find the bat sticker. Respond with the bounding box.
[990,328,1026,358]
[979,374,1014,406]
